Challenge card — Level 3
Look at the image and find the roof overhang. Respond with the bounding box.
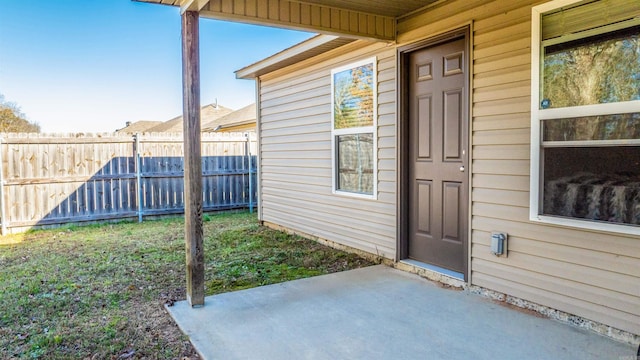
[133,0,443,41]
[235,34,355,79]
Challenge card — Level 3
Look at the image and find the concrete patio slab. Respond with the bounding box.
[166,265,635,360]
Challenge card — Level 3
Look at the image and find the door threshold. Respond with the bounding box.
[397,259,466,288]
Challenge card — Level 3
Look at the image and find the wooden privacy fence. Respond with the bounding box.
[0,132,257,234]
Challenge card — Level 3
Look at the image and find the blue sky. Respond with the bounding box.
[0,0,313,133]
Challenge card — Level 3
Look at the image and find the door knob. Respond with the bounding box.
[460,166,465,172]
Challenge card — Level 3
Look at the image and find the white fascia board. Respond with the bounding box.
[235,34,341,79]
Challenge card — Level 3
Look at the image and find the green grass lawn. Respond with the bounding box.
[0,212,374,359]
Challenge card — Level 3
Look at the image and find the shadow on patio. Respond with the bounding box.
[167,265,635,360]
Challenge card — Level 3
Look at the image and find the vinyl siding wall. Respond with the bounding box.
[398,0,640,335]
[257,0,640,336]
[258,41,397,259]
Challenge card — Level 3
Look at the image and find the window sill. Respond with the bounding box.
[530,214,640,237]
[332,189,377,201]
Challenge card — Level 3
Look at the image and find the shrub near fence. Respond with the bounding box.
[0,132,257,234]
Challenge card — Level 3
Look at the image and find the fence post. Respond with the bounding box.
[134,133,143,223]
[0,136,6,235]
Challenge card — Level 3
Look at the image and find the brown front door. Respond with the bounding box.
[407,36,468,275]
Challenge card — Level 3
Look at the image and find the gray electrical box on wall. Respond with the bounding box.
[491,232,508,257]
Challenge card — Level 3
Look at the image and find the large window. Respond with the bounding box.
[531,0,640,233]
[331,58,377,198]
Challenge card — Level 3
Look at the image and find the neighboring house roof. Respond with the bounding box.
[236,35,355,79]
[147,103,234,132]
[202,103,256,132]
[116,120,163,133]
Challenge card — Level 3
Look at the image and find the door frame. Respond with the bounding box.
[396,26,471,281]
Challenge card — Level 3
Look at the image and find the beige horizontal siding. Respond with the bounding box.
[472,96,530,116]
[474,21,530,45]
[473,113,530,131]
[263,213,395,258]
[261,76,328,103]
[473,174,530,192]
[398,0,640,335]
[397,0,538,44]
[473,188,529,207]
[258,41,397,260]
[262,194,395,232]
[472,261,639,318]
[473,144,530,160]
[261,173,327,187]
[472,216,640,256]
[264,150,328,160]
[473,231,640,279]
[261,140,329,152]
[262,124,328,138]
[472,272,640,335]
[261,131,329,145]
[472,159,530,176]
[260,114,329,131]
[470,261,640,328]
[473,128,530,145]
[260,106,329,127]
[262,94,328,116]
[378,123,396,138]
[474,49,530,75]
[473,81,531,102]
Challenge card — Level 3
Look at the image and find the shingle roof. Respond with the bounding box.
[202,103,256,131]
[146,103,234,132]
[116,120,164,134]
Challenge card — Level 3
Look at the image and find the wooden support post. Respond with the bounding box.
[182,10,205,307]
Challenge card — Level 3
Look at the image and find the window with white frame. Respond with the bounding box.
[531,0,640,232]
[331,57,377,198]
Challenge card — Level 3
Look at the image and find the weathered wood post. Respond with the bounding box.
[182,10,205,307]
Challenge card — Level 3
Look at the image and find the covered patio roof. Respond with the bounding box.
[134,0,444,41]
